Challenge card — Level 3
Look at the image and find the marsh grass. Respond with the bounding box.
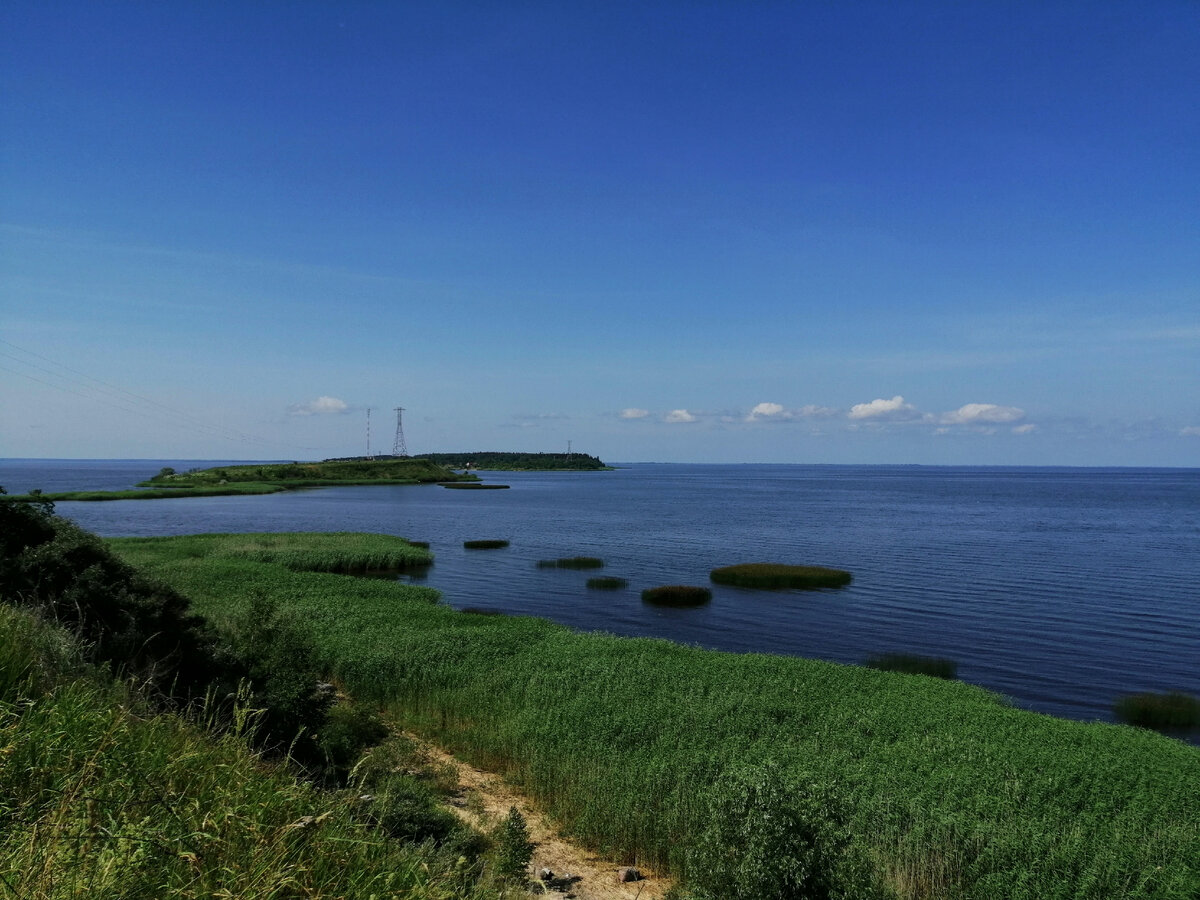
[464,540,510,549]
[710,563,852,589]
[441,483,511,490]
[537,556,604,569]
[586,576,628,590]
[111,532,1200,900]
[1114,691,1200,730]
[642,585,713,606]
[865,653,958,680]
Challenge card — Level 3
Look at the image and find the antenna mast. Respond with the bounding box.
[366,407,373,459]
[393,407,408,457]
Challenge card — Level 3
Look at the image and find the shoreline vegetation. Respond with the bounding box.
[5,510,1198,897]
[105,531,1200,898]
[415,451,611,471]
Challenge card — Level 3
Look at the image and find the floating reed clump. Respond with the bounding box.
[710,563,852,589]
[865,653,958,680]
[463,540,510,549]
[406,540,430,549]
[587,576,628,590]
[439,482,510,490]
[642,585,712,606]
[461,607,506,616]
[1114,691,1200,730]
[537,556,604,569]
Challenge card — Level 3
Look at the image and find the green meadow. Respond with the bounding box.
[111,531,1200,900]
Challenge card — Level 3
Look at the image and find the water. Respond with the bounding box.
[3,458,1198,728]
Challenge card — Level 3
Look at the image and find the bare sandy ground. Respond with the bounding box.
[409,734,673,900]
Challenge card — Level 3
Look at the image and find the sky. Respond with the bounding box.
[1,1,1197,466]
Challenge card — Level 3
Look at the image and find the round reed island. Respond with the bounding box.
[709,563,852,589]
[642,585,713,606]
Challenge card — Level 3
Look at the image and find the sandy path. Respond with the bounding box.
[409,734,673,900]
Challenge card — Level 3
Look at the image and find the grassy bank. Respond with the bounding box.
[112,532,1200,900]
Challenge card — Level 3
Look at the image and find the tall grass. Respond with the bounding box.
[865,653,959,680]
[1114,691,1200,730]
[112,532,1200,900]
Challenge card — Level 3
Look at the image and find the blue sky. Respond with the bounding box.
[2,1,1197,465]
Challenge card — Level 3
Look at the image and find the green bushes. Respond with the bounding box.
[642,585,713,606]
[710,563,852,589]
[492,807,534,883]
[1114,691,1200,730]
[537,556,604,569]
[464,540,510,549]
[587,576,628,590]
[865,653,959,680]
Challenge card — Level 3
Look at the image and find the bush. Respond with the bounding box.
[492,806,534,883]
[1114,691,1200,730]
[688,761,877,900]
[642,585,712,606]
[371,774,462,845]
[710,563,852,589]
[865,653,958,680]
[318,701,390,783]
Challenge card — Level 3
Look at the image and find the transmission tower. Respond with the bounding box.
[392,407,408,456]
[365,407,373,459]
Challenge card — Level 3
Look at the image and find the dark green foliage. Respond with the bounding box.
[1114,691,1200,730]
[689,762,878,900]
[0,500,223,698]
[464,540,510,549]
[492,806,534,883]
[407,540,431,549]
[587,576,629,590]
[371,774,462,845]
[865,653,959,680]
[418,451,608,471]
[317,701,390,783]
[144,457,463,486]
[440,482,510,490]
[538,556,604,569]
[710,563,852,589]
[642,585,713,606]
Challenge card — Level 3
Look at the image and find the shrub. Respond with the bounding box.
[537,556,604,569]
[642,585,712,606]
[587,576,629,590]
[865,653,958,680]
[1114,691,1200,730]
[710,563,852,589]
[317,701,390,783]
[464,540,510,549]
[688,762,878,900]
[492,806,534,883]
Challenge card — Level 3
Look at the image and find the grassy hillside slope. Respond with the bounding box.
[112,532,1200,900]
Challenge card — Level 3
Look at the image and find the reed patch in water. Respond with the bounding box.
[537,556,604,569]
[586,576,628,590]
[1114,691,1200,730]
[642,585,712,606]
[710,563,852,589]
[463,539,509,549]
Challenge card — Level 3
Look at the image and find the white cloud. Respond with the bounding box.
[745,401,838,423]
[941,403,1026,425]
[1182,426,1200,437]
[620,408,650,419]
[288,396,349,416]
[848,395,919,420]
[1012,423,1038,435]
[749,401,785,418]
[664,409,697,423]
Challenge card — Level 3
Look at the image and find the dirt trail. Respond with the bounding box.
[410,734,673,900]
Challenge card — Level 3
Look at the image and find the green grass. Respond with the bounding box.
[0,605,502,900]
[1114,691,1200,730]
[110,532,1200,900]
[463,540,510,550]
[641,585,713,606]
[537,557,605,569]
[710,563,853,589]
[865,653,959,680]
[586,577,629,590]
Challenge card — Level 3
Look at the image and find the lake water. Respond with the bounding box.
[3,458,1198,730]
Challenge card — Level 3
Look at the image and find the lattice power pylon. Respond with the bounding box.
[392,407,408,457]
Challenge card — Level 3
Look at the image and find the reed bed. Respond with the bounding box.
[111,532,1200,900]
[440,483,511,490]
[641,585,713,606]
[586,576,628,590]
[537,556,605,569]
[710,562,852,589]
[463,539,510,549]
[865,653,959,680]
[1114,691,1200,730]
